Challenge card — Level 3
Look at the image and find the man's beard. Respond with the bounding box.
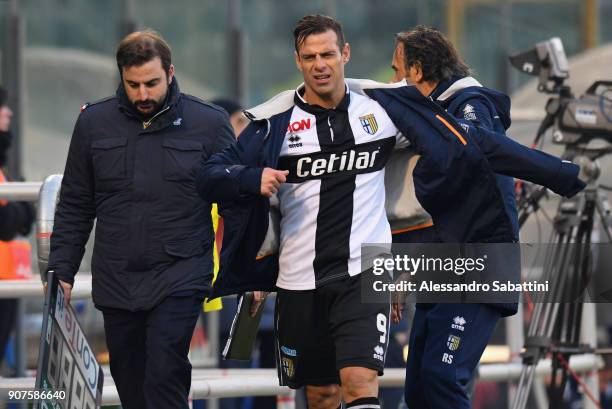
[132,98,165,117]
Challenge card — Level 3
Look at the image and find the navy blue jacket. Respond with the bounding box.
[197,84,585,298]
[48,78,235,311]
[367,86,583,243]
[432,77,519,239]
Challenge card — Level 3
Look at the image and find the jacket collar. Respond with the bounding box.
[431,76,483,102]
[293,82,350,115]
[245,78,407,121]
[117,76,181,122]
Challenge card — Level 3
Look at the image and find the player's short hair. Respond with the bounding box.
[293,14,345,53]
[395,25,471,83]
[116,29,172,76]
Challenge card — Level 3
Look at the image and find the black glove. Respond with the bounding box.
[0,201,35,240]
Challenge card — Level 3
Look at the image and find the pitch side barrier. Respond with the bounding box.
[0,355,603,406]
[0,178,602,406]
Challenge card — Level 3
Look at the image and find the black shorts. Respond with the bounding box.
[274,274,390,388]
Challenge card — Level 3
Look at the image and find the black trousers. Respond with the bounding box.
[99,292,204,409]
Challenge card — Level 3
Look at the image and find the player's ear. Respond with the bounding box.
[167,64,175,84]
[412,63,424,83]
[342,42,350,64]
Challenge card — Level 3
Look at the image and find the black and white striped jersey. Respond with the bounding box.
[274,84,408,290]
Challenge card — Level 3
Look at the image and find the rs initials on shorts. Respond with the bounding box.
[442,353,453,364]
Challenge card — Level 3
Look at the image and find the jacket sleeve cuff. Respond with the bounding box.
[549,161,586,198]
[238,167,263,196]
[50,270,76,287]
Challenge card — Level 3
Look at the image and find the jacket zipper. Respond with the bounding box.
[142,106,170,130]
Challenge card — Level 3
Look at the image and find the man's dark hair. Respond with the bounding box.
[293,14,345,53]
[116,29,172,75]
[395,25,470,83]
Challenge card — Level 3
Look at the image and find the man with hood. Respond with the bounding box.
[390,25,518,242]
[390,26,520,408]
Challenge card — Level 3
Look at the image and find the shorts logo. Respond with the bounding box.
[447,335,461,351]
[359,113,379,135]
[280,346,297,357]
[282,357,295,379]
[373,345,384,361]
[460,123,470,133]
[451,316,466,332]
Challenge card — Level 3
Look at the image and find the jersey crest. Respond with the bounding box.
[359,113,379,135]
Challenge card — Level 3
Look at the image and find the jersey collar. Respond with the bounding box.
[293,82,350,115]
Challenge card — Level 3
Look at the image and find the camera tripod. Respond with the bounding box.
[511,146,612,409]
[506,35,612,408]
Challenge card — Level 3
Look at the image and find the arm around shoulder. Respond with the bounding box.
[470,124,586,197]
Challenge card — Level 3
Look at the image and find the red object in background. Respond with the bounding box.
[472,381,501,409]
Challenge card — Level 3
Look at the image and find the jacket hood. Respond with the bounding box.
[432,76,512,130]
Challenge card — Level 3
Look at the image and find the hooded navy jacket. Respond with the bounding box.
[196,81,585,299]
[431,76,519,239]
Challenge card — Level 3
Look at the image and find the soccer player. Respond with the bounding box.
[200,15,407,409]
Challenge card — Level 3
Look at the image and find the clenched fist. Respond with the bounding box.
[261,168,289,197]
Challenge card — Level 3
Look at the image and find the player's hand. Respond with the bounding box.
[391,301,404,324]
[260,168,289,197]
[59,280,73,305]
[250,291,269,317]
[391,272,410,323]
